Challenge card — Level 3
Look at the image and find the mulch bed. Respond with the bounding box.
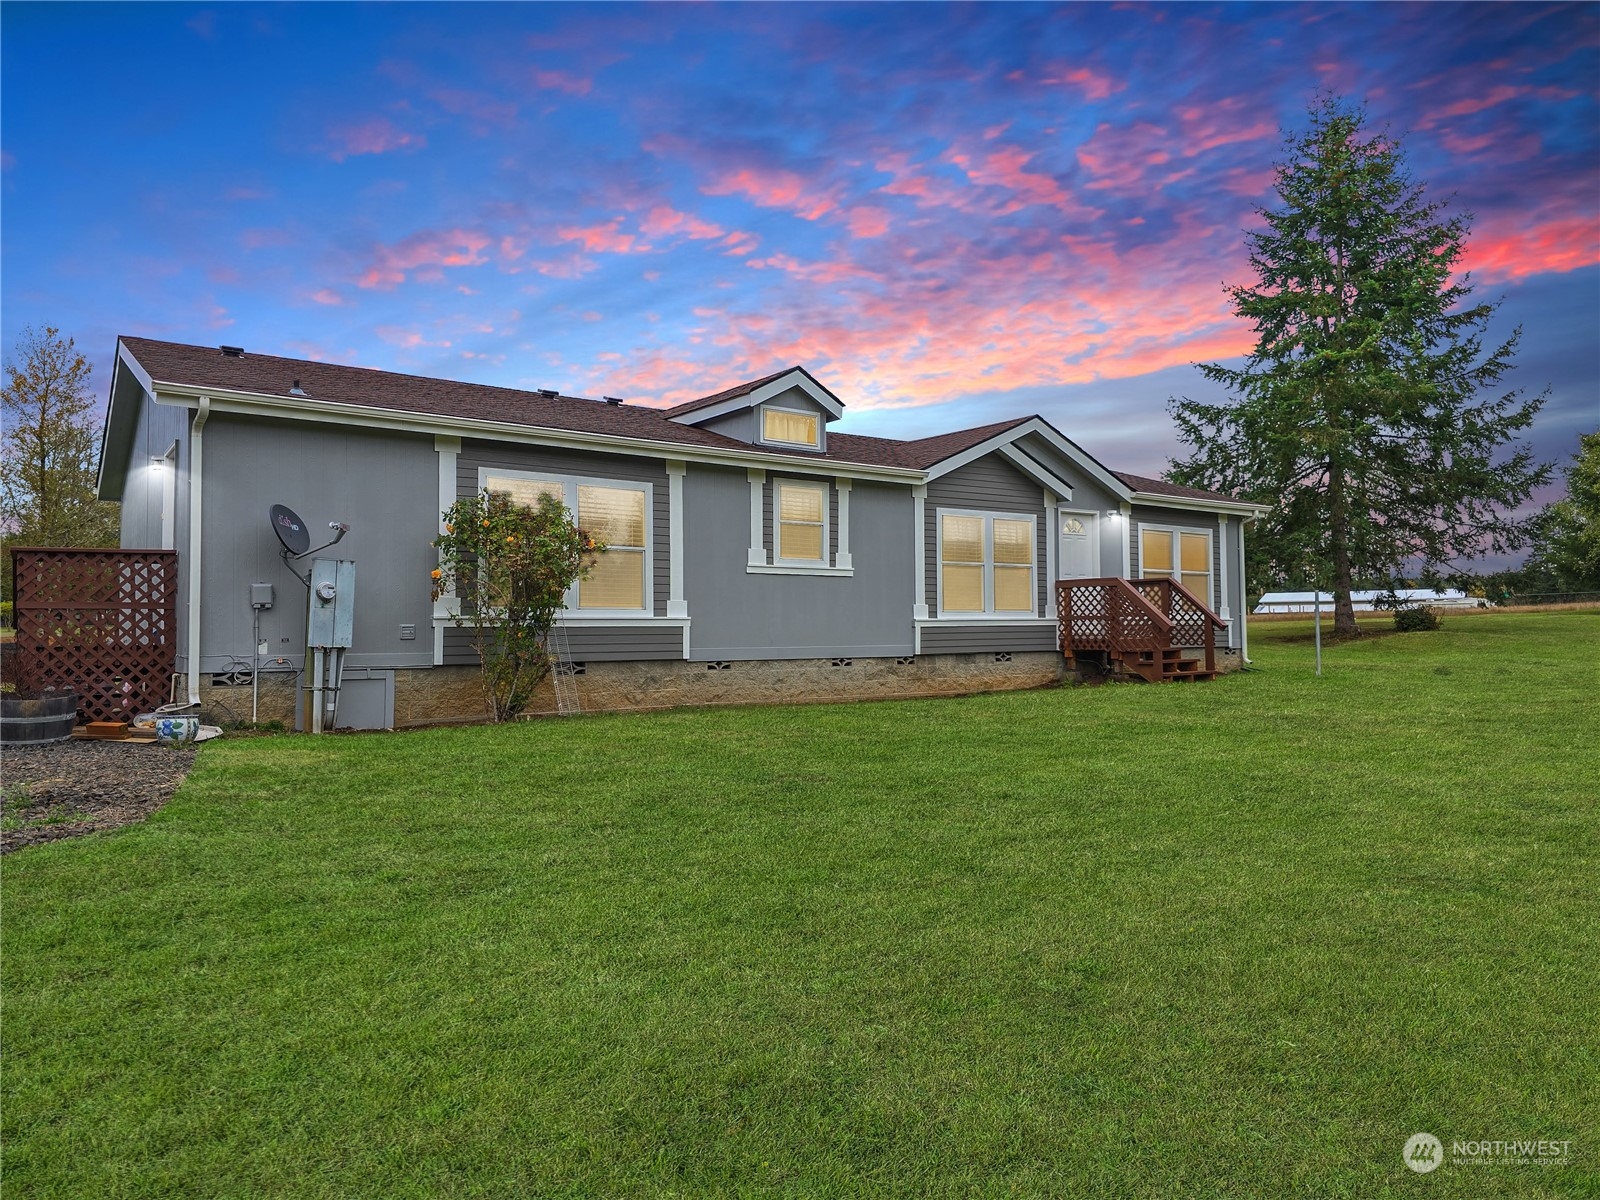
[1,739,196,854]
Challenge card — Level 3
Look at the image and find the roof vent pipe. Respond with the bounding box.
[289,380,308,396]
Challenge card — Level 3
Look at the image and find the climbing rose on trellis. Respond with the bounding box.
[431,489,600,722]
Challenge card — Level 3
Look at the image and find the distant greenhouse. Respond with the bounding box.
[1253,589,1480,614]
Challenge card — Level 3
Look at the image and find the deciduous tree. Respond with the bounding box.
[431,489,599,722]
[1,326,120,551]
[1168,96,1549,634]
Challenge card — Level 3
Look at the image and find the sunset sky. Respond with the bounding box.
[2,2,1596,488]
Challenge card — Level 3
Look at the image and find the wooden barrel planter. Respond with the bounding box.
[0,690,78,745]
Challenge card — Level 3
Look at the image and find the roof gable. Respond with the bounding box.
[666,365,844,425]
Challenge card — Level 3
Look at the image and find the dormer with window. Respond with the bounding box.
[664,366,843,454]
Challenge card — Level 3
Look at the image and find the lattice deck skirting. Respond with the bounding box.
[9,548,179,724]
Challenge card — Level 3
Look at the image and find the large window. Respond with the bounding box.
[939,511,1036,616]
[776,480,827,563]
[762,407,820,449]
[1140,527,1211,603]
[484,471,650,612]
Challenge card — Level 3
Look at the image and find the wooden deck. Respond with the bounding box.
[1055,577,1227,683]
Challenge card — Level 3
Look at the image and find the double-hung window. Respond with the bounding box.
[938,511,1037,616]
[483,471,650,612]
[775,479,827,564]
[1140,527,1211,604]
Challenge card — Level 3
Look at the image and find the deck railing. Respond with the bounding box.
[1056,575,1227,674]
[1055,577,1173,657]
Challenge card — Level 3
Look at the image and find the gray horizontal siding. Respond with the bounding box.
[458,440,670,617]
[925,454,1048,615]
[920,622,1058,655]
[442,624,683,664]
[1129,506,1227,647]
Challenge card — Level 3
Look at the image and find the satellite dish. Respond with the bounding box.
[269,504,310,557]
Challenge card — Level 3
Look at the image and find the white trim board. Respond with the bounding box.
[147,384,920,484]
[669,368,845,425]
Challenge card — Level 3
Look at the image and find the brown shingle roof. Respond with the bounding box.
[117,339,1251,506]
[661,366,798,417]
[1112,471,1244,504]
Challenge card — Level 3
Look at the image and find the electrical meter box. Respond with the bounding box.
[307,558,356,649]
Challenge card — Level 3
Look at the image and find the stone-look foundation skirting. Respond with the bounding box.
[179,645,1247,729]
[395,651,1066,727]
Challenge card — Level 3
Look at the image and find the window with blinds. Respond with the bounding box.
[939,512,1036,616]
[1140,527,1211,603]
[484,472,650,612]
[776,480,827,563]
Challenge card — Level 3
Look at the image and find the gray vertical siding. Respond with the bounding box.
[198,414,438,672]
[458,440,670,617]
[685,464,913,659]
[924,454,1048,616]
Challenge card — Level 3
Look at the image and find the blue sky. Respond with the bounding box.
[3,2,1595,496]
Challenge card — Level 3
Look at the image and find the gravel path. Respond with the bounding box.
[1,740,197,853]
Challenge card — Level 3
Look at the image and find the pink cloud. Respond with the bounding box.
[556,220,647,254]
[326,118,425,162]
[845,207,891,238]
[358,228,491,289]
[946,144,1095,216]
[704,166,837,221]
[531,69,592,96]
[310,288,345,307]
[639,205,726,241]
[374,326,452,350]
[1039,64,1123,101]
[429,88,518,128]
[1464,212,1600,282]
[240,227,295,250]
[721,230,760,256]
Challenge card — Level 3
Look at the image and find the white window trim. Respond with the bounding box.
[478,465,654,616]
[935,508,1039,619]
[757,403,823,450]
[1137,521,1213,609]
[747,473,855,577]
[774,478,829,568]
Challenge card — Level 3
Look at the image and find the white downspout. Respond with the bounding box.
[185,396,210,706]
[1241,513,1255,665]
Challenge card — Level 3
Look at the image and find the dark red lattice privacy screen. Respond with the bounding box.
[9,548,179,723]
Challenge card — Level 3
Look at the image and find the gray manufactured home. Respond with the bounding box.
[98,338,1266,727]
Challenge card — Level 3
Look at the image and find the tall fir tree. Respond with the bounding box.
[1167,96,1549,634]
[1524,431,1600,591]
[1,326,121,553]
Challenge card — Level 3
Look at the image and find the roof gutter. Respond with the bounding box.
[147,381,927,484]
[1126,490,1272,517]
[185,395,210,708]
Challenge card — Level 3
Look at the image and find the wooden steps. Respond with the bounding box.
[1056,577,1227,685]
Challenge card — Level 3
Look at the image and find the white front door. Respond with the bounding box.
[1059,512,1097,578]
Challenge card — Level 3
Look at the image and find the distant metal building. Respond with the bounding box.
[1253,588,1479,614]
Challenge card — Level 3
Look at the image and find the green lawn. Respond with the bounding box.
[4,612,1597,1198]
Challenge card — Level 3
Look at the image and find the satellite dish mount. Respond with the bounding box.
[269,503,349,588]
